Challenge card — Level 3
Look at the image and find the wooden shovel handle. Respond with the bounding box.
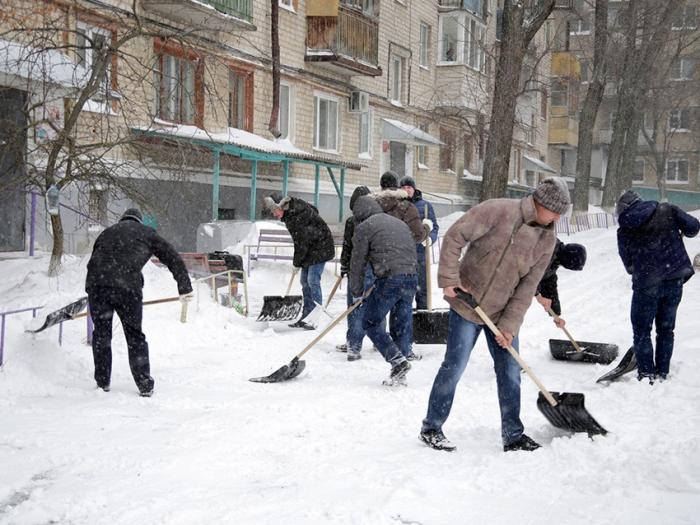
[72,296,181,320]
[284,267,299,297]
[456,290,558,407]
[325,275,343,308]
[424,206,433,312]
[546,305,583,353]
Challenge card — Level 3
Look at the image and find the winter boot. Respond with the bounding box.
[406,351,423,361]
[347,352,362,362]
[288,320,315,330]
[139,388,154,398]
[420,429,456,452]
[503,434,541,452]
[383,360,411,386]
[336,343,348,352]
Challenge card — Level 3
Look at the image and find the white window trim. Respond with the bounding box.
[390,55,403,105]
[77,21,112,101]
[436,12,485,71]
[358,107,373,159]
[313,91,340,154]
[666,158,690,184]
[419,23,430,70]
[668,109,691,132]
[672,6,697,30]
[279,0,295,13]
[670,58,693,81]
[279,81,295,142]
[569,16,591,35]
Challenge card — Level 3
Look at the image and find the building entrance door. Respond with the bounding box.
[0,88,27,252]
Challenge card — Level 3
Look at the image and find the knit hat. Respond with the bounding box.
[380,171,399,190]
[120,208,143,223]
[559,243,587,271]
[349,185,371,212]
[533,177,571,214]
[263,193,292,213]
[399,176,416,190]
[615,190,642,216]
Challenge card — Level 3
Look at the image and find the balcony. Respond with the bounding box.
[439,0,484,14]
[549,113,579,147]
[141,0,255,32]
[551,52,580,79]
[305,4,381,77]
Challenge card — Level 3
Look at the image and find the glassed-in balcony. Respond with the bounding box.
[141,0,255,32]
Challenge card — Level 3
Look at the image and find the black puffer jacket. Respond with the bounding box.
[339,186,371,276]
[86,218,192,294]
[349,196,416,297]
[281,197,335,268]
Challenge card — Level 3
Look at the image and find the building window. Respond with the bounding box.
[438,12,485,70]
[279,0,294,9]
[668,108,691,131]
[580,58,590,83]
[156,51,200,125]
[417,123,429,168]
[390,55,404,104]
[526,115,536,145]
[358,107,372,157]
[419,23,431,68]
[551,79,568,107]
[228,69,251,130]
[76,22,113,100]
[633,159,645,182]
[541,88,548,120]
[314,93,339,152]
[670,57,693,80]
[439,127,456,172]
[569,13,591,34]
[463,134,473,171]
[672,5,697,29]
[279,82,294,141]
[88,187,108,225]
[666,159,689,182]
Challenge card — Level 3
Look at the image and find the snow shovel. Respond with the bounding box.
[26,296,89,333]
[256,268,303,322]
[455,289,607,436]
[304,275,344,328]
[546,306,619,365]
[249,287,373,383]
[596,347,637,383]
[413,234,449,345]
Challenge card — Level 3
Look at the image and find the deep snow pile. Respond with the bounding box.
[1,217,700,524]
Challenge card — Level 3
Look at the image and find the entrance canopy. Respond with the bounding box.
[381,119,443,146]
[522,154,557,174]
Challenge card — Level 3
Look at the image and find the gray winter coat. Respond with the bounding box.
[349,196,417,297]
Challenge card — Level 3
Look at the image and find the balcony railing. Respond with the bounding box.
[141,0,255,31]
[306,4,380,76]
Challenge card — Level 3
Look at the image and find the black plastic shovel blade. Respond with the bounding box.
[537,392,608,436]
[256,295,303,322]
[26,296,89,333]
[249,357,306,383]
[413,309,450,344]
[596,347,637,383]
[549,339,619,365]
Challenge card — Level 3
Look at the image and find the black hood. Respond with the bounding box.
[352,195,383,223]
[350,185,371,212]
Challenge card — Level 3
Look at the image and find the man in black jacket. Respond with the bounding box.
[85,208,192,396]
[535,239,586,327]
[264,194,335,330]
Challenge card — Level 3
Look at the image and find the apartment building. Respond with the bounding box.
[0,0,554,252]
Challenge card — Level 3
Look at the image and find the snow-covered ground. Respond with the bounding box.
[2,216,700,524]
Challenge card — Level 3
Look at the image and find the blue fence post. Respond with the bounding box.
[87,314,93,345]
[29,191,37,256]
[0,314,5,367]
[59,322,63,346]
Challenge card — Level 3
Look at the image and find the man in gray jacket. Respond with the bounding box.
[420,177,569,452]
[349,195,417,385]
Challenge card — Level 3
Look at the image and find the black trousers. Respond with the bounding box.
[88,286,154,392]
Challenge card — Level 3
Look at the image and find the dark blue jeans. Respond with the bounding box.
[346,265,384,354]
[88,286,153,393]
[300,262,326,320]
[422,309,524,446]
[415,253,428,310]
[631,278,684,378]
[362,274,417,366]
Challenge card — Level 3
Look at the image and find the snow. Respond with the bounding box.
[2,218,700,523]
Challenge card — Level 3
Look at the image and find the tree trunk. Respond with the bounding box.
[656,157,667,202]
[268,0,281,138]
[48,213,64,276]
[573,0,608,214]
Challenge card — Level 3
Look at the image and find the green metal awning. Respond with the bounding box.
[132,125,362,223]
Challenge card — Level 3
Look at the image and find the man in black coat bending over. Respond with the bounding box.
[85,208,192,396]
[264,194,335,330]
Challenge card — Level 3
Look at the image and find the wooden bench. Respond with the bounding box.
[151,252,243,297]
[246,229,344,275]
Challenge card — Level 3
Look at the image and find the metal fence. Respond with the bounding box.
[555,212,617,235]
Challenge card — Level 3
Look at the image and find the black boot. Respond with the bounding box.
[504,434,541,452]
[420,429,456,451]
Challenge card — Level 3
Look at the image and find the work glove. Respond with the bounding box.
[422,218,433,231]
[179,291,194,304]
[340,268,348,278]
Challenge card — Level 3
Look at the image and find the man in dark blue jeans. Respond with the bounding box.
[617,190,699,383]
[349,195,417,384]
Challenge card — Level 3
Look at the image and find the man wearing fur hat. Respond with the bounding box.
[85,208,193,397]
[374,171,431,244]
[263,193,335,330]
[420,177,570,453]
[616,189,699,383]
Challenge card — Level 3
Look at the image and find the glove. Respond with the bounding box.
[340,269,348,278]
[422,218,433,231]
[179,291,194,304]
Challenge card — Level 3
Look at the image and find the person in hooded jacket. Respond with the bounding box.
[349,195,417,384]
[85,208,193,397]
[373,171,431,244]
[399,176,439,310]
[616,190,699,383]
[337,186,385,360]
[534,239,587,327]
[263,193,335,330]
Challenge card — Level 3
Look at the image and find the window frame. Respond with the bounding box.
[550,79,568,108]
[439,126,456,173]
[417,123,429,169]
[437,11,486,71]
[313,92,340,153]
[569,13,591,35]
[668,108,691,132]
[154,40,204,127]
[358,106,373,159]
[670,57,693,81]
[419,22,431,69]
[76,20,114,102]
[278,81,295,142]
[666,158,690,183]
[672,5,697,30]
[632,158,645,183]
[389,55,404,104]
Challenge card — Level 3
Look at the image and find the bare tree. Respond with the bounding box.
[480,0,556,201]
[268,0,281,138]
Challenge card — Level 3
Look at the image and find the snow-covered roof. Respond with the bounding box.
[133,123,363,170]
[0,38,88,90]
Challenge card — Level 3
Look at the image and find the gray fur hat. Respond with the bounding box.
[263,193,292,213]
[533,177,571,214]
